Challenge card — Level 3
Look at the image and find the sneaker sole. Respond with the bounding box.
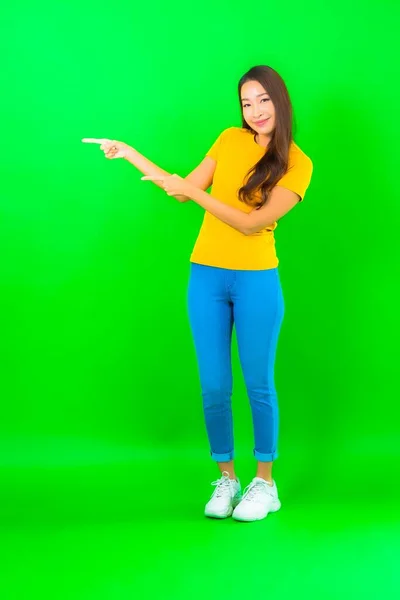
[205,506,234,519]
[232,499,281,522]
[205,497,241,519]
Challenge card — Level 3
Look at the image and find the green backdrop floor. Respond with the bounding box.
[1,454,398,599]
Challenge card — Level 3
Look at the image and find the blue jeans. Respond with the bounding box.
[188,263,285,462]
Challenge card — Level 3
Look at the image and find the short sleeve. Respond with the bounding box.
[276,151,313,202]
[205,128,230,162]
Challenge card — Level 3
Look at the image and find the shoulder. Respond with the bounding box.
[229,126,253,139]
[276,141,314,200]
[288,141,313,171]
[218,126,252,142]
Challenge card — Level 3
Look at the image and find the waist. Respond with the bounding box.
[190,224,278,270]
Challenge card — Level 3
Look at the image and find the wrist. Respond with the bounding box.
[185,182,199,201]
[123,144,134,160]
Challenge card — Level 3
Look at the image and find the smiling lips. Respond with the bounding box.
[254,117,270,126]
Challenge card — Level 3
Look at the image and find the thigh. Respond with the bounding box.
[187,264,233,388]
[233,268,284,385]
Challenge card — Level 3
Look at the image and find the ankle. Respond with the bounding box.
[257,476,273,485]
[219,469,237,481]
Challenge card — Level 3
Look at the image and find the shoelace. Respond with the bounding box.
[242,480,274,502]
[211,471,234,498]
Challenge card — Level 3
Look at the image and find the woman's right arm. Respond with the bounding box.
[82,138,216,200]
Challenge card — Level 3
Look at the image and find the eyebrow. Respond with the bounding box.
[241,93,269,101]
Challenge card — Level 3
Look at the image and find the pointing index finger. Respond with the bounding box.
[141,176,164,181]
[82,138,110,144]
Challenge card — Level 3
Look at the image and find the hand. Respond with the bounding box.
[82,138,129,159]
[141,174,192,201]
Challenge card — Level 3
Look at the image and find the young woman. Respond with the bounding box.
[83,65,313,522]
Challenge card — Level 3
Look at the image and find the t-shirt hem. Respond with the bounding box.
[189,256,279,271]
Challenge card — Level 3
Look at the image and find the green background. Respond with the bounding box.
[1,0,398,598]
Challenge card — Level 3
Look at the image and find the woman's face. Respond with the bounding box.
[240,80,276,141]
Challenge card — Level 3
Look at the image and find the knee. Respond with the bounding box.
[201,385,232,409]
[246,382,277,405]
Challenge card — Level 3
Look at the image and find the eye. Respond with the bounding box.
[261,98,270,103]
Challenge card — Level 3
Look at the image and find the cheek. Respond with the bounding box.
[242,107,252,121]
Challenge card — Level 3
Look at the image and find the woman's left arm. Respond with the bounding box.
[141,174,300,235]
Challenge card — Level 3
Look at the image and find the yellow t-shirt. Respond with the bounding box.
[190,127,313,270]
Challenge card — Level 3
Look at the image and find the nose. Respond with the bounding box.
[251,105,263,119]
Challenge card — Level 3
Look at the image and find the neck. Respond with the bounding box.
[255,133,271,148]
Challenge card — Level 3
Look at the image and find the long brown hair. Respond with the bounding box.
[238,65,293,209]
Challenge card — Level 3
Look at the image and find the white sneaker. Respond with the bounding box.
[232,477,281,522]
[205,471,242,519]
